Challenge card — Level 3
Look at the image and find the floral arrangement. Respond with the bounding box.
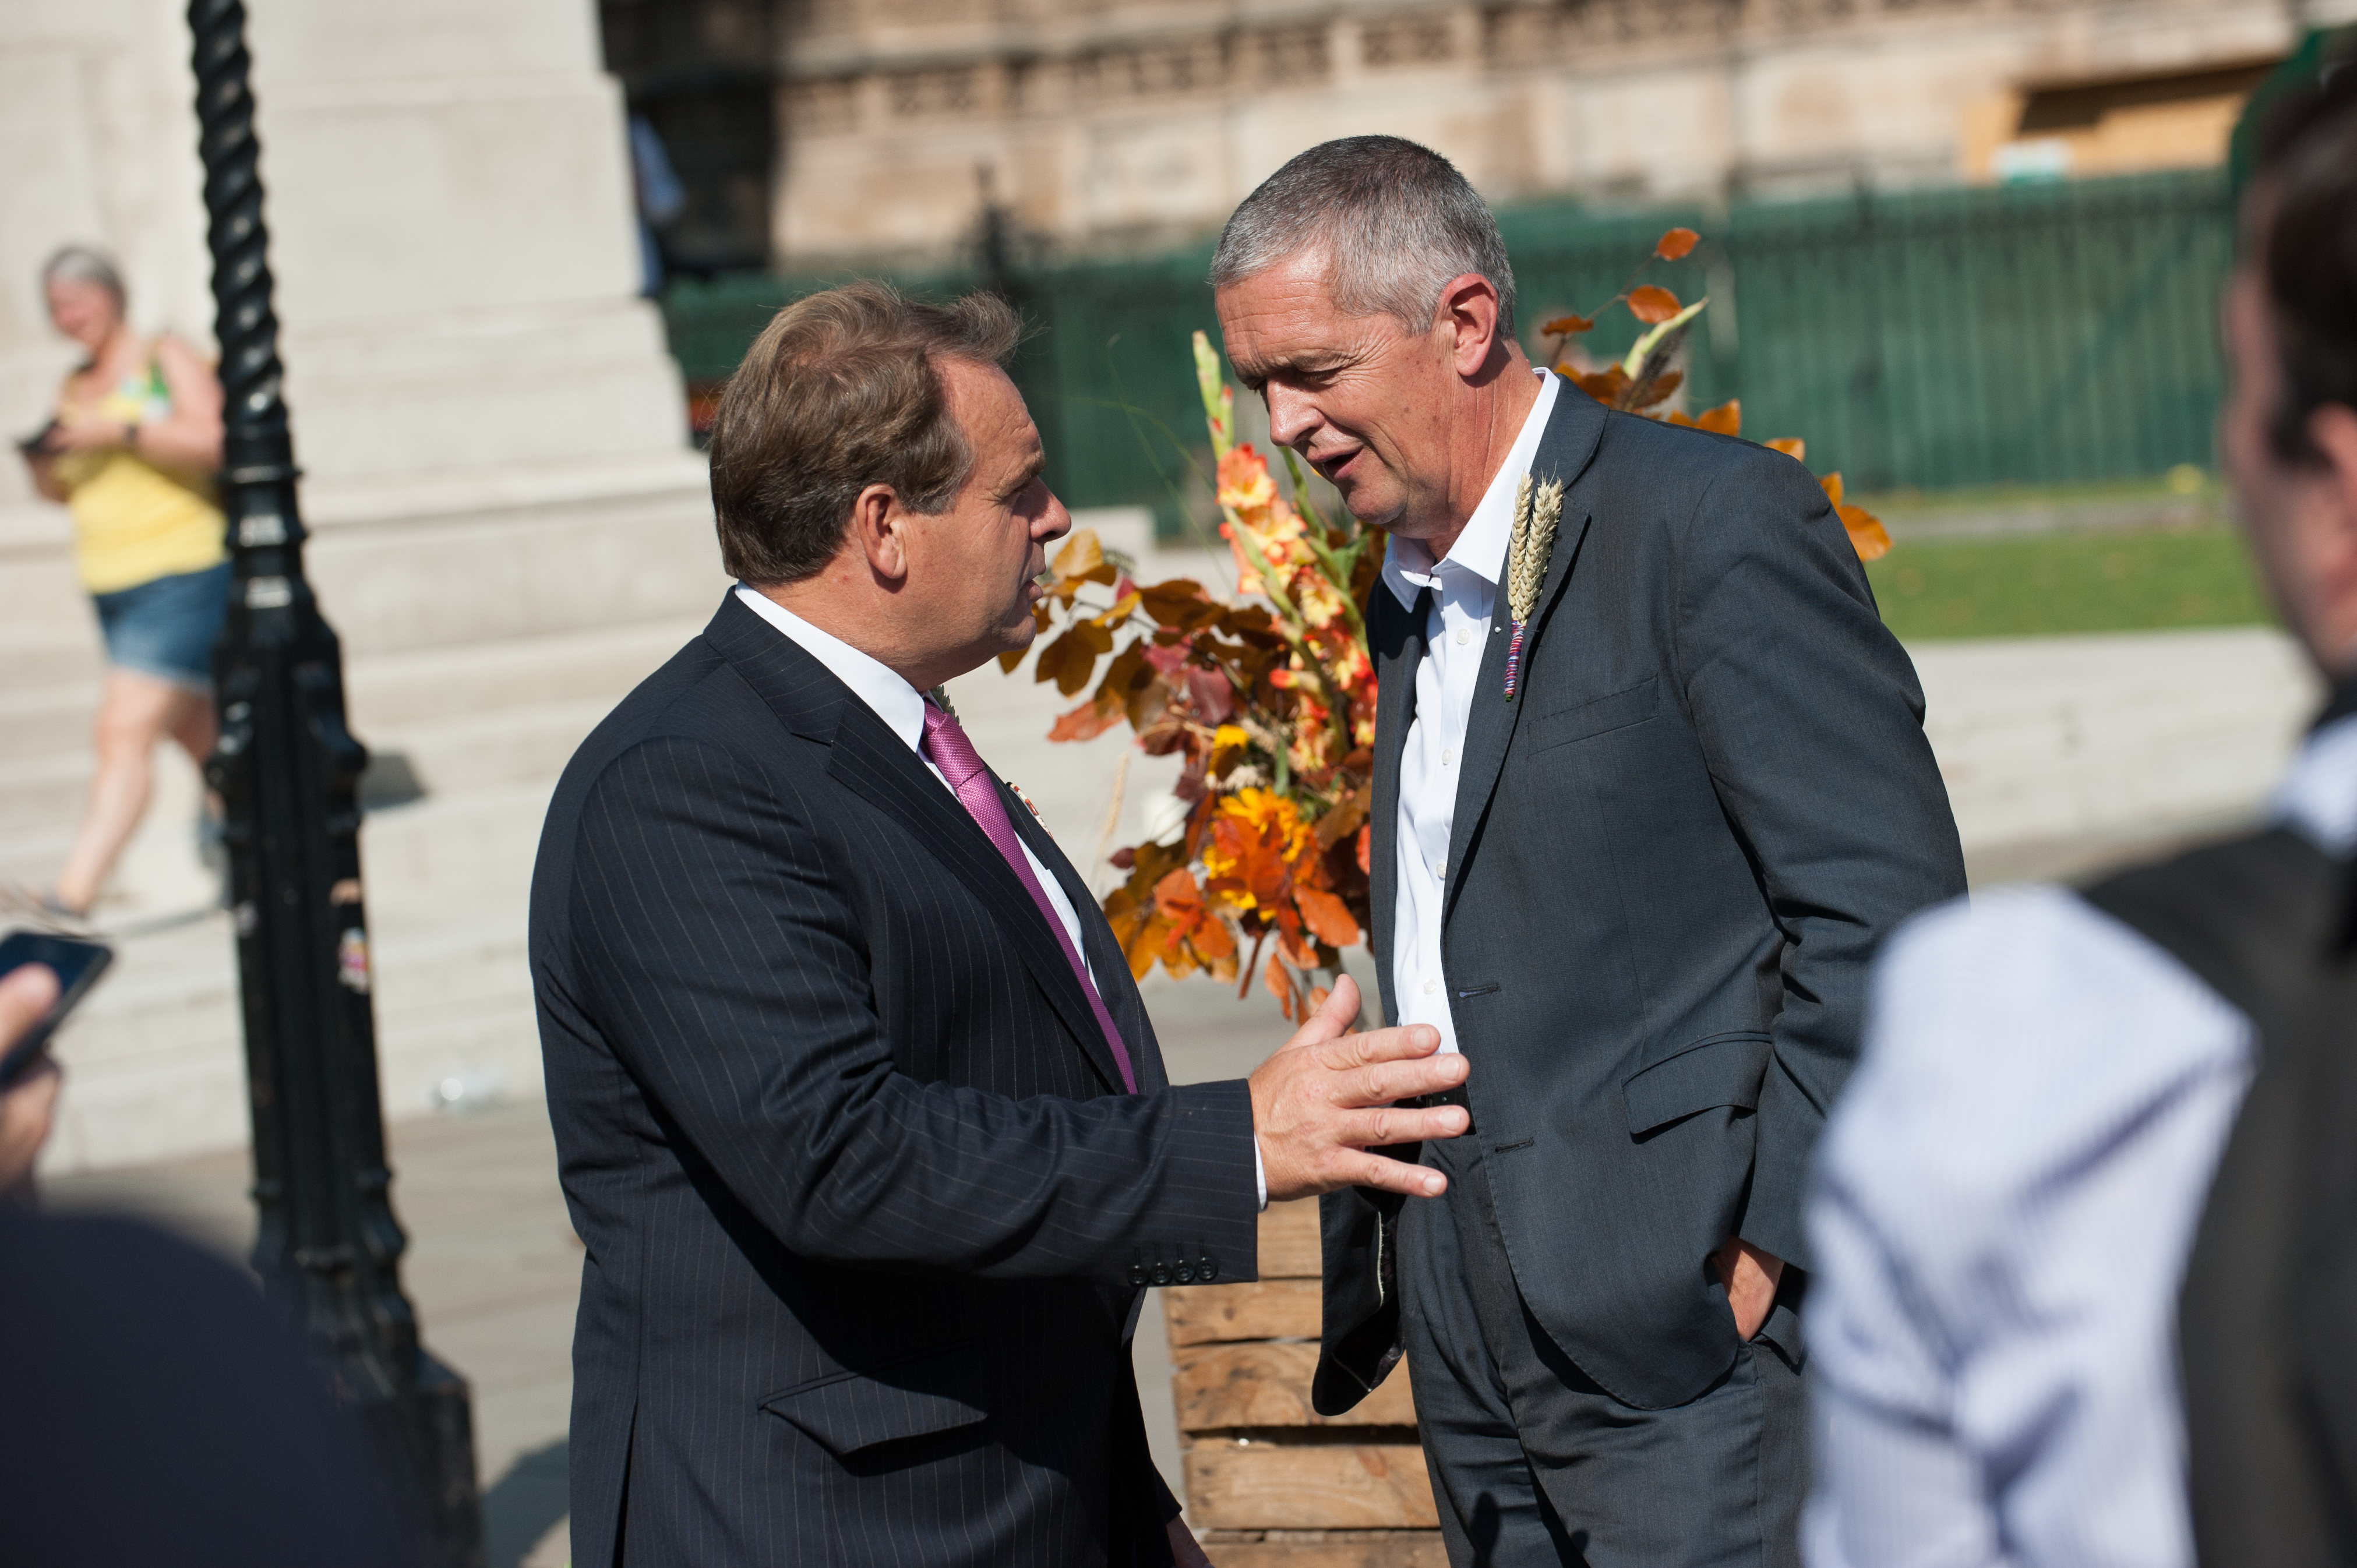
[1015,227,1888,1019]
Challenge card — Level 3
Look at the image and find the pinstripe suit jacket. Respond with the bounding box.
[531,592,1261,1566]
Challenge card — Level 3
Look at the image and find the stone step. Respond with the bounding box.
[0,628,105,688]
[0,676,103,760]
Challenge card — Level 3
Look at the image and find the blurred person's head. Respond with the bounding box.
[40,247,126,352]
[709,281,1068,691]
[2224,66,2357,678]
[1211,136,1528,546]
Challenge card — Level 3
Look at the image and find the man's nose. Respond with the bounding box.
[1265,386,1319,451]
[1036,489,1072,541]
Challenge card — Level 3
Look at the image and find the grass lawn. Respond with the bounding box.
[1865,527,2274,640]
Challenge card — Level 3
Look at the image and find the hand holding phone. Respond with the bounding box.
[0,930,112,1089]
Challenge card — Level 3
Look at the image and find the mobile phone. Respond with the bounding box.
[0,930,115,1087]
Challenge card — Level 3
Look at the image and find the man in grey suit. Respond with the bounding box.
[1212,139,1966,1563]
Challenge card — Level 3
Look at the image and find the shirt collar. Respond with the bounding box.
[2274,703,2357,857]
[732,584,928,751]
[1381,368,1562,611]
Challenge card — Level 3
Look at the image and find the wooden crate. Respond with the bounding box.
[1170,1199,1444,1565]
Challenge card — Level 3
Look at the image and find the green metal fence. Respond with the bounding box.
[662,168,2233,528]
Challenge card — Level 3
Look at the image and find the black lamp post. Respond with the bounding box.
[188,3,485,1561]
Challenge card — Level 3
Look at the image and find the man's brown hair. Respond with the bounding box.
[710,281,1022,584]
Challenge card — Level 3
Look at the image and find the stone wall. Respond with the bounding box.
[766,0,2345,268]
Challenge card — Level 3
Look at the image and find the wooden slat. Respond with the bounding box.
[1198,1534,1450,1568]
[1166,1279,1322,1346]
[1175,1342,1417,1430]
[1184,1441,1438,1530]
[1258,1198,1322,1279]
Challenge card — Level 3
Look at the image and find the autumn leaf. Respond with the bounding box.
[997,646,1026,673]
[1765,437,1806,462]
[1541,312,1596,337]
[1654,227,1700,261]
[1265,952,1303,1022]
[1293,886,1361,947]
[1628,369,1683,411]
[1626,285,1682,324]
[1048,700,1123,743]
[1038,625,1109,695]
[1052,529,1103,579]
[1695,398,1741,436]
[1819,472,1844,507]
[1839,503,1893,562]
[1138,579,1222,630]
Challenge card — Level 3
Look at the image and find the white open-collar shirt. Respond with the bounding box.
[1378,368,1559,1053]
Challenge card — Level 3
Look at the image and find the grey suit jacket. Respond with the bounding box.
[1315,380,1966,1414]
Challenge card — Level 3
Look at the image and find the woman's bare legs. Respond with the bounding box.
[51,669,217,915]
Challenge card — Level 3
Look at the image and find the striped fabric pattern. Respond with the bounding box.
[531,592,1260,1566]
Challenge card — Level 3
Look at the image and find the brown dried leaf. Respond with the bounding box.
[1695,399,1741,436]
[1626,285,1683,325]
[1654,227,1700,262]
[1293,886,1361,948]
[1838,503,1892,562]
[1541,312,1596,337]
[1048,700,1122,743]
[1051,529,1103,580]
[1765,437,1806,463]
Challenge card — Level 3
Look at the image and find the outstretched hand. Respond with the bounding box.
[1247,976,1470,1204]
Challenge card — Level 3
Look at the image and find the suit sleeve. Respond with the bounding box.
[562,732,1262,1286]
[1673,443,1967,1269]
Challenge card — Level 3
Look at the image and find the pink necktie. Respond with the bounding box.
[920,701,1138,1093]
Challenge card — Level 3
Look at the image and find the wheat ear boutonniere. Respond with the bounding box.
[1502,474,1565,700]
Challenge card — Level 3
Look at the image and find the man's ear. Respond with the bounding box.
[1437,272,1504,378]
[846,482,911,584]
[2312,404,2357,619]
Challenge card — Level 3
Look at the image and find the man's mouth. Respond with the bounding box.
[1310,446,1363,485]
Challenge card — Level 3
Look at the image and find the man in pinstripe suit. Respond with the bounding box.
[530,281,1474,1566]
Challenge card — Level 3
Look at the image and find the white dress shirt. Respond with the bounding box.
[1805,704,2357,1568]
[734,585,1271,1206]
[1382,369,1559,1052]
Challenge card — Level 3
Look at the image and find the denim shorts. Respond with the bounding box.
[91,561,232,691]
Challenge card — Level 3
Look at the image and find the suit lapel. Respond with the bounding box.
[1002,780,1160,1094]
[1441,386,1608,929]
[1367,585,1428,1029]
[707,594,1121,1092]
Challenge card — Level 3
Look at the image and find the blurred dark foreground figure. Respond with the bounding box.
[1806,61,2357,1568]
[0,965,414,1567]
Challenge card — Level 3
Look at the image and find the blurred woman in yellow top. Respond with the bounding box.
[16,247,226,920]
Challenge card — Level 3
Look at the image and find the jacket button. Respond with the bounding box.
[1174,1261,1195,1283]
[1198,1255,1219,1283]
[1151,1262,1173,1286]
[1127,1263,1146,1287]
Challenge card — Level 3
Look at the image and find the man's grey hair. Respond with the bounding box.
[41,245,125,303]
[1210,136,1516,339]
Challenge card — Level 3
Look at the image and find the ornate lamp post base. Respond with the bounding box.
[188,2,485,1560]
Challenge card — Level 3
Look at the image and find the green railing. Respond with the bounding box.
[662,169,2232,529]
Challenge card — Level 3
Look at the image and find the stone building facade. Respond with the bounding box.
[605,0,2354,273]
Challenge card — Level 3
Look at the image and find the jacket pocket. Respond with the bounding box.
[1621,1031,1772,1135]
[758,1341,989,1457]
[1524,676,1659,751]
